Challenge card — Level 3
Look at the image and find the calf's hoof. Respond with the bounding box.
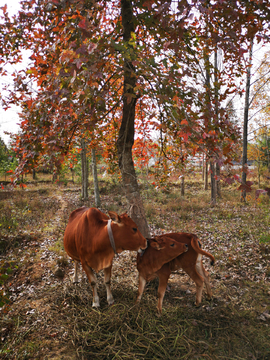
[156,308,162,316]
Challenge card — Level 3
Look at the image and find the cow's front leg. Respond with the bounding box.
[81,261,100,307]
[104,265,114,305]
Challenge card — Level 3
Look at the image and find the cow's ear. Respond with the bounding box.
[108,211,121,223]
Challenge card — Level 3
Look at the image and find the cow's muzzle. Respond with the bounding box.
[138,239,149,256]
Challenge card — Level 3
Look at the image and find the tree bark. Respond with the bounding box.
[202,154,205,182]
[204,161,208,190]
[210,160,217,205]
[216,162,221,198]
[91,147,101,207]
[214,47,221,198]
[81,138,88,200]
[181,176,185,196]
[117,0,150,237]
[205,52,216,203]
[241,41,253,202]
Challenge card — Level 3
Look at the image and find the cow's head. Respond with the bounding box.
[108,211,147,252]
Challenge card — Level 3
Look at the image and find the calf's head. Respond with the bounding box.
[149,235,188,260]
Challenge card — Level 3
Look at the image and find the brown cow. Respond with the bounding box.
[137,232,215,314]
[136,236,188,313]
[64,207,147,307]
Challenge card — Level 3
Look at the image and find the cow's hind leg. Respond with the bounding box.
[104,265,114,305]
[81,261,100,307]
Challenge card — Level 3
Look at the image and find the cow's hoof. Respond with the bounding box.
[92,303,100,308]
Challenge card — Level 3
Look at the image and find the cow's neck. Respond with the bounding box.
[107,219,117,255]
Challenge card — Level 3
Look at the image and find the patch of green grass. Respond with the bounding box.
[17,341,40,360]
[259,233,270,244]
[48,239,65,256]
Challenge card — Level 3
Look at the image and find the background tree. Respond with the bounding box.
[247,135,268,188]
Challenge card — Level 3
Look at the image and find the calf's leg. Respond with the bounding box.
[104,265,114,305]
[157,271,171,314]
[136,275,147,303]
[201,265,212,299]
[183,265,204,306]
[195,255,213,300]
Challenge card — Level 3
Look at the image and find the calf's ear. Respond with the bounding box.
[150,242,162,250]
[108,211,121,223]
[149,239,165,250]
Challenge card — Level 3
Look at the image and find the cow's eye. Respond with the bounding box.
[133,227,137,233]
[170,243,175,247]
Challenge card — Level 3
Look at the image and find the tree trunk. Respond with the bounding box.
[52,170,58,182]
[117,0,149,237]
[81,138,88,200]
[214,47,221,199]
[266,134,270,171]
[71,168,74,183]
[210,160,217,205]
[91,147,101,207]
[205,52,216,202]
[216,162,221,198]
[202,154,205,182]
[204,161,208,190]
[181,176,185,197]
[241,41,253,202]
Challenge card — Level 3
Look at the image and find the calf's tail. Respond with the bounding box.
[191,237,215,266]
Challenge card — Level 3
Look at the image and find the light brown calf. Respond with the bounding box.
[137,232,215,313]
[156,232,215,312]
[136,236,188,313]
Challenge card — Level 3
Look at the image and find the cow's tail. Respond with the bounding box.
[191,236,215,266]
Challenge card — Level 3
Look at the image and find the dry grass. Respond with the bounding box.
[0,175,270,359]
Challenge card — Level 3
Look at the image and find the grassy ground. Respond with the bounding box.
[0,173,269,359]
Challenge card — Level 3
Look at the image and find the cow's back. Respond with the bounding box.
[64,207,108,261]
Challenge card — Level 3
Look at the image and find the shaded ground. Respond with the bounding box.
[0,179,269,359]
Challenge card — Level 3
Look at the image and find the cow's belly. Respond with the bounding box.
[63,225,80,261]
